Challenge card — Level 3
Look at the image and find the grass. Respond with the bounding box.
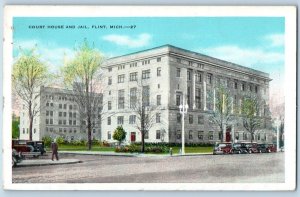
[51,144,115,152]
[170,146,213,154]
[54,144,213,154]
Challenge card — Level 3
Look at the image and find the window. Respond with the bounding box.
[69,120,72,125]
[189,130,193,140]
[189,114,193,124]
[157,95,161,106]
[108,131,111,140]
[176,68,181,77]
[59,104,62,109]
[129,72,138,81]
[176,132,181,139]
[73,113,76,118]
[189,61,193,66]
[130,62,137,67]
[46,119,49,124]
[156,113,161,123]
[176,94,181,106]
[209,131,214,140]
[249,85,253,92]
[108,101,112,110]
[49,128,53,132]
[108,77,112,85]
[177,58,181,63]
[196,88,201,109]
[142,69,150,79]
[157,67,161,76]
[234,81,238,89]
[196,72,202,83]
[73,120,76,125]
[177,113,181,123]
[50,119,53,125]
[187,70,192,80]
[63,120,66,125]
[93,129,96,134]
[255,86,259,93]
[129,115,136,124]
[64,104,67,109]
[198,131,203,140]
[142,60,150,65]
[58,120,62,125]
[198,115,204,124]
[207,73,212,84]
[69,105,72,110]
[142,86,150,106]
[46,102,49,107]
[46,111,49,116]
[118,74,125,83]
[108,67,112,72]
[69,128,72,133]
[50,103,54,107]
[64,112,67,117]
[144,130,149,139]
[187,87,191,107]
[118,65,125,70]
[158,84,160,89]
[242,83,245,91]
[118,89,125,109]
[74,129,77,133]
[156,130,161,139]
[117,116,124,125]
[34,128,36,134]
[130,88,137,109]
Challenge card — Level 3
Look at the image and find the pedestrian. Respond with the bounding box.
[51,139,59,161]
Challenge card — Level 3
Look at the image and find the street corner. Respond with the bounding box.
[16,158,81,167]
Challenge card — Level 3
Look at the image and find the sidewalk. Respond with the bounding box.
[17,159,81,167]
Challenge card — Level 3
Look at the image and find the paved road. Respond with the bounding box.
[12,152,284,183]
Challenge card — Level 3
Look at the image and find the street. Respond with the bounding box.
[12,152,284,183]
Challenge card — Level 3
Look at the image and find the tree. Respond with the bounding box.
[241,95,262,143]
[12,48,49,141]
[130,82,161,152]
[62,39,104,150]
[113,126,126,145]
[208,84,236,142]
[12,114,20,139]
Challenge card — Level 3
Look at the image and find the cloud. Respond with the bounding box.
[14,40,75,72]
[198,45,284,71]
[102,33,151,48]
[264,33,284,47]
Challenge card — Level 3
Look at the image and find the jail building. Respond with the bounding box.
[19,86,102,141]
[101,44,273,144]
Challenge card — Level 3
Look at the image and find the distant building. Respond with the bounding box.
[101,45,273,144]
[19,86,102,141]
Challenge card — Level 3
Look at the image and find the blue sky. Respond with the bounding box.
[13,17,285,97]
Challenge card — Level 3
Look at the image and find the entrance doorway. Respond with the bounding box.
[226,126,231,142]
[131,132,136,142]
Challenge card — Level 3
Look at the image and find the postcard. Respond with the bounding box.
[2,5,296,190]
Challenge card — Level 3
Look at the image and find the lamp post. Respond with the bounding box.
[179,95,188,155]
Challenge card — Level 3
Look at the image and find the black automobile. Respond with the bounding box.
[231,143,249,154]
[12,149,23,167]
[257,144,270,153]
[25,141,46,155]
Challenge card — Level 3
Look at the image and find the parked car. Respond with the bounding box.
[26,141,46,155]
[213,142,232,155]
[244,142,259,154]
[12,149,23,167]
[12,139,45,157]
[267,144,277,153]
[257,144,270,153]
[231,143,248,154]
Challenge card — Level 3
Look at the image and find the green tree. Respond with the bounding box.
[61,39,104,150]
[113,126,126,146]
[12,114,20,139]
[208,84,236,142]
[241,95,262,143]
[12,48,49,141]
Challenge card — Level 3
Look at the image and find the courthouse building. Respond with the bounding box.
[102,45,273,144]
[19,86,102,141]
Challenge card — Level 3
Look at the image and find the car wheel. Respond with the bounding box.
[268,149,271,153]
[12,157,16,167]
[259,150,262,153]
[249,150,252,154]
[238,150,241,154]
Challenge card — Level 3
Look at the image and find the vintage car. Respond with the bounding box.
[257,144,270,153]
[231,143,249,154]
[244,142,259,154]
[12,149,23,167]
[213,142,232,155]
[267,144,277,153]
[12,139,46,157]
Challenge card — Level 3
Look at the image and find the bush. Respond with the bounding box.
[56,136,65,145]
[92,139,101,146]
[113,126,126,145]
[42,136,52,147]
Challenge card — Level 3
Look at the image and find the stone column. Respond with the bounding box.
[204,81,207,110]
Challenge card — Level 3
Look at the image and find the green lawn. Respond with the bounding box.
[52,144,213,154]
[52,144,115,152]
[170,146,213,154]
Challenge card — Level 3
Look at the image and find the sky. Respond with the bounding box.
[13,17,285,105]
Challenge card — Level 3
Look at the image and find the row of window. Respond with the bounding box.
[107,129,163,140]
[108,57,162,72]
[107,113,162,125]
[45,94,75,102]
[176,113,204,124]
[46,111,77,118]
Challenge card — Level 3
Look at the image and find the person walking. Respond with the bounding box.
[51,139,59,161]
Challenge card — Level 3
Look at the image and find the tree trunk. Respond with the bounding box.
[141,130,145,153]
[87,118,92,150]
[28,103,33,141]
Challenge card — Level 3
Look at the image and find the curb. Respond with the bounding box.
[59,151,138,157]
[17,159,81,167]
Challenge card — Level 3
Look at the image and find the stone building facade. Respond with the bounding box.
[19,86,102,141]
[102,45,273,144]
